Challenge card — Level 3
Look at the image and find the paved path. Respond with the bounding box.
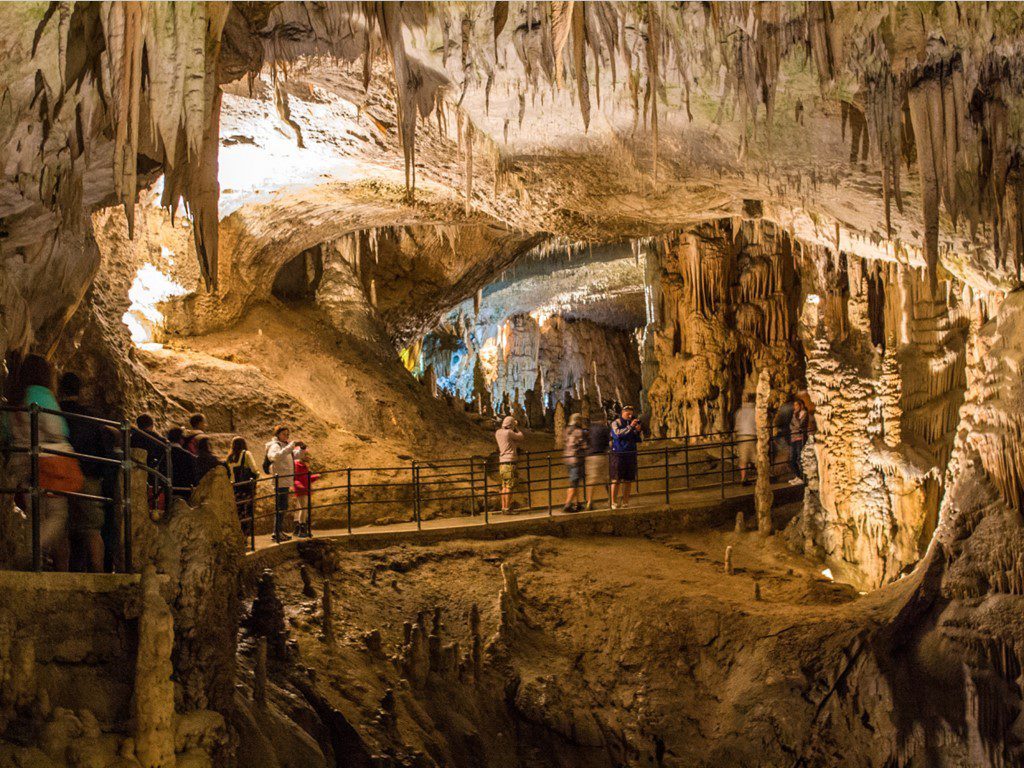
[249,477,801,553]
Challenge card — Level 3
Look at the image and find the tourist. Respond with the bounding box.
[194,436,226,484]
[57,372,107,573]
[226,437,259,535]
[733,393,757,486]
[772,395,795,476]
[610,405,642,509]
[265,424,305,542]
[562,413,587,513]
[132,413,166,512]
[494,415,524,513]
[8,355,76,570]
[166,426,197,499]
[189,413,207,433]
[182,430,201,455]
[292,453,320,538]
[789,399,810,484]
[584,412,611,510]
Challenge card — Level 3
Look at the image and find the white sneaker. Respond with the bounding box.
[788,478,803,486]
[611,503,619,510]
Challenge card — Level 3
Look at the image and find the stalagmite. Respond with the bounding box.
[134,567,175,768]
[735,511,745,534]
[755,369,773,535]
[724,545,734,575]
[299,564,317,598]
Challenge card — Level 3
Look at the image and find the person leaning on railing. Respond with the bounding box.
[6,354,79,571]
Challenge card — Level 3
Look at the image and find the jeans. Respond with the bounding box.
[274,487,290,538]
[790,440,805,480]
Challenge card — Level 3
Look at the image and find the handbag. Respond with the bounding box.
[39,454,85,494]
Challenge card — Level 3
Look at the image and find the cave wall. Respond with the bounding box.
[421,311,642,419]
[645,219,803,438]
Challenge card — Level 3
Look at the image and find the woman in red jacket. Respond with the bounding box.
[292,455,319,538]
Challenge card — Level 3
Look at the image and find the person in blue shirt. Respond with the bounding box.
[609,405,642,509]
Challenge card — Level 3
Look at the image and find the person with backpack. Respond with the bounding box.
[8,355,77,570]
[264,424,305,542]
[562,413,587,513]
[57,372,109,573]
[166,426,198,500]
[292,453,320,538]
[610,405,643,509]
[227,437,259,536]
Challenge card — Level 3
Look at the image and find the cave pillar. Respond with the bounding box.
[755,369,773,535]
[134,567,176,768]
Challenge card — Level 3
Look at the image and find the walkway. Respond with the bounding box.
[249,477,803,554]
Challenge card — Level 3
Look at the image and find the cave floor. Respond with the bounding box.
[253,520,888,767]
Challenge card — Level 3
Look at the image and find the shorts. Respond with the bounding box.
[499,462,517,491]
[585,454,609,484]
[737,437,756,468]
[69,477,106,534]
[567,464,584,488]
[610,452,638,482]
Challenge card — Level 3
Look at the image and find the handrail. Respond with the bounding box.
[0,401,814,563]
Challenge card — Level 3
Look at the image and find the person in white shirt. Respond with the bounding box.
[733,393,757,486]
[265,424,306,542]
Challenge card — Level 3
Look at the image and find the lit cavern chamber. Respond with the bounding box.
[2,2,1024,767]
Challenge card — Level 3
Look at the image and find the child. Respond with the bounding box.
[292,453,320,538]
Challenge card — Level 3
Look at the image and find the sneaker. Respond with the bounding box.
[611,503,619,510]
[563,504,575,514]
[272,532,292,543]
[584,501,593,511]
[788,478,803,486]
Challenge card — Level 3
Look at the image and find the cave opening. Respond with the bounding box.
[271,245,324,303]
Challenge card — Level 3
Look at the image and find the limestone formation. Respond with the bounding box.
[755,370,773,535]
[134,567,175,768]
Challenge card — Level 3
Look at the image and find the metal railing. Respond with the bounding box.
[0,403,176,572]
[236,427,810,551]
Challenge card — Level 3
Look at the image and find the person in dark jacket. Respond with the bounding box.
[166,427,197,499]
[194,437,227,484]
[57,372,108,573]
[610,405,643,509]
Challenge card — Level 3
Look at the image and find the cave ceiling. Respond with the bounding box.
[2,2,1024,353]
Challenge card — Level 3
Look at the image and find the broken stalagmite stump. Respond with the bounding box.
[735,511,745,533]
[724,545,734,575]
[254,637,267,707]
[321,578,335,645]
[299,564,317,598]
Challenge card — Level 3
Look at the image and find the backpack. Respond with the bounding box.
[232,452,258,484]
[262,448,273,475]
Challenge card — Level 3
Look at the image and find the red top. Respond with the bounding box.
[293,460,320,495]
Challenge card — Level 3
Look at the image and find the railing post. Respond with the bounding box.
[305,468,313,538]
[29,403,41,571]
[684,435,690,489]
[346,468,353,534]
[664,445,670,505]
[469,456,477,515]
[249,479,256,551]
[547,454,553,516]
[413,461,421,531]
[121,423,133,573]
[524,450,532,508]
[483,464,489,524]
[273,473,281,542]
[164,440,173,516]
[720,440,726,499]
